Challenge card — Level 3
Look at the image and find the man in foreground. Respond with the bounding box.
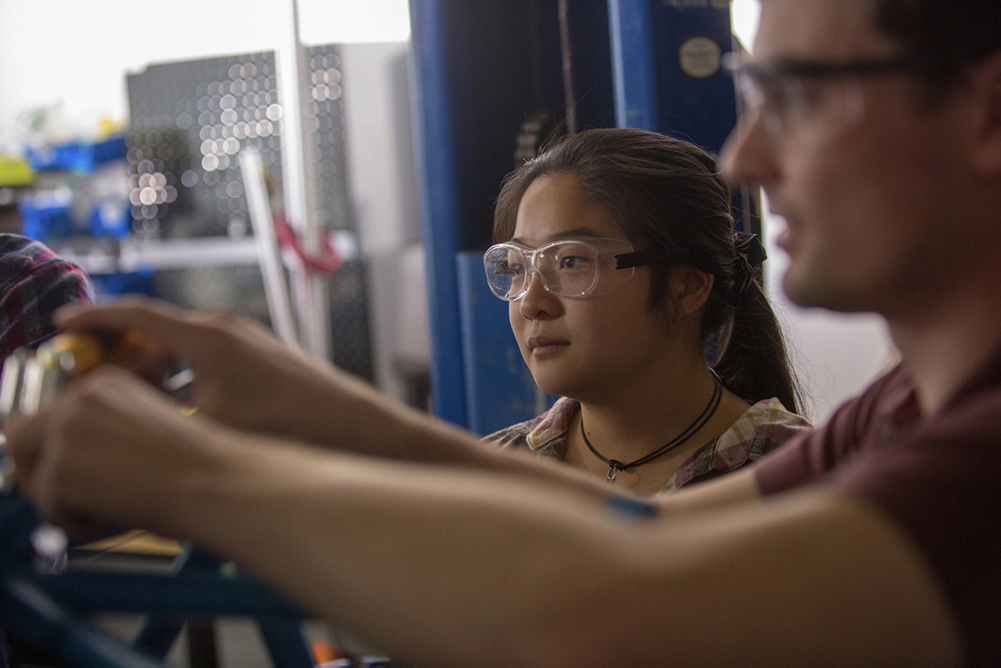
[6,0,1001,664]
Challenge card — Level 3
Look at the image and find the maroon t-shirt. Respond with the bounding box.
[756,356,1001,666]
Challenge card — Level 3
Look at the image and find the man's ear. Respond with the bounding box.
[670,266,714,317]
[969,51,1001,174]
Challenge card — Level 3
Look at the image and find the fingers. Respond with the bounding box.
[7,366,183,534]
[4,404,49,491]
[56,298,289,370]
[55,297,202,358]
[52,297,327,441]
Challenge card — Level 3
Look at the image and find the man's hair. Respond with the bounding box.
[873,1,1001,76]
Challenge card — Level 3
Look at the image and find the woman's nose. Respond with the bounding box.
[517,271,562,320]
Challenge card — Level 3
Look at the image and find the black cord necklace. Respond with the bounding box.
[580,370,723,483]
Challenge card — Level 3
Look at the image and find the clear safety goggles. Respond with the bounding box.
[483,237,690,301]
[724,53,961,150]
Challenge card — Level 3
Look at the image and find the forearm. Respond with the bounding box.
[278,371,615,498]
[163,435,960,668]
[164,433,631,667]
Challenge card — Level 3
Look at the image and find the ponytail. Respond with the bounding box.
[713,279,801,414]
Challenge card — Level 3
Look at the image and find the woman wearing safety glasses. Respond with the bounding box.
[483,128,810,495]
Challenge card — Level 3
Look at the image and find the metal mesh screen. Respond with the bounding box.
[125,46,371,380]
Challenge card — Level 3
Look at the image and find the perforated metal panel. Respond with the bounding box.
[127,48,350,239]
[126,47,371,381]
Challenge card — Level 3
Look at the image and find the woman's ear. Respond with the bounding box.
[670,267,714,317]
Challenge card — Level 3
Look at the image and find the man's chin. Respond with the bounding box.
[782,272,869,314]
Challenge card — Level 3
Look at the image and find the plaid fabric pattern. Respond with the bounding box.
[484,396,811,493]
[1,234,94,361]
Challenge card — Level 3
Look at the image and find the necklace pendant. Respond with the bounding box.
[606,459,624,483]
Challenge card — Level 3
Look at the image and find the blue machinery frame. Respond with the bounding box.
[410,0,740,433]
[0,492,313,667]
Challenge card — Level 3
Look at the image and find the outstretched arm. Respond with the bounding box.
[50,298,762,510]
[6,368,960,667]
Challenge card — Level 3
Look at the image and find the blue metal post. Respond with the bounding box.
[456,252,547,435]
[609,0,659,130]
[409,0,468,426]
[609,0,738,154]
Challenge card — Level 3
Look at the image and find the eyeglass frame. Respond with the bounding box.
[723,51,993,141]
[482,237,694,302]
[725,53,974,84]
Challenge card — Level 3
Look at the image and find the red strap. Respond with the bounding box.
[272,215,343,275]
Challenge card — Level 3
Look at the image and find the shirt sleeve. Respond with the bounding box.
[755,364,1001,665]
[1,235,95,358]
[754,367,902,494]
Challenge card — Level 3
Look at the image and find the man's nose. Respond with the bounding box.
[720,112,780,188]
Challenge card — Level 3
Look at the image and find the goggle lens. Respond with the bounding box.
[484,239,633,301]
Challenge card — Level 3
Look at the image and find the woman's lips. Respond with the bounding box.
[528,336,569,356]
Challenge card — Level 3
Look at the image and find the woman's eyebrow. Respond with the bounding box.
[551,228,602,240]
[509,228,603,246]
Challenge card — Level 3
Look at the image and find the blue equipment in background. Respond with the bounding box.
[18,135,131,243]
[24,135,127,175]
[89,270,157,299]
[18,193,76,241]
[456,251,555,435]
[19,193,131,243]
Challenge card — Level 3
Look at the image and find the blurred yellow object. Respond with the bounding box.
[38,330,155,376]
[0,156,35,187]
[1,330,162,428]
[77,530,182,557]
[98,117,128,138]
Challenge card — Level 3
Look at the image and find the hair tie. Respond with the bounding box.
[733,233,767,293]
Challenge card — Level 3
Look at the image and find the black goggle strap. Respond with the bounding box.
[615,237,766,276]
[615,248,722,276]
[614,248,693,270]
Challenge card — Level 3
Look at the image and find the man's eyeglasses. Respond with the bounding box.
[724,53,973,148]
[483,238,690,301]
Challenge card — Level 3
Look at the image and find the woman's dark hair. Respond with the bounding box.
[493,128,802,413]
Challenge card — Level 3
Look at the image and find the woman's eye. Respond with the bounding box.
[559,256,590,270]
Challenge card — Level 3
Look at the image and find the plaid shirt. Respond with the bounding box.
[1,234,94,361]
[484,396,811,493]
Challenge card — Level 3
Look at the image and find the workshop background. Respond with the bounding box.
[0,1,893,664]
